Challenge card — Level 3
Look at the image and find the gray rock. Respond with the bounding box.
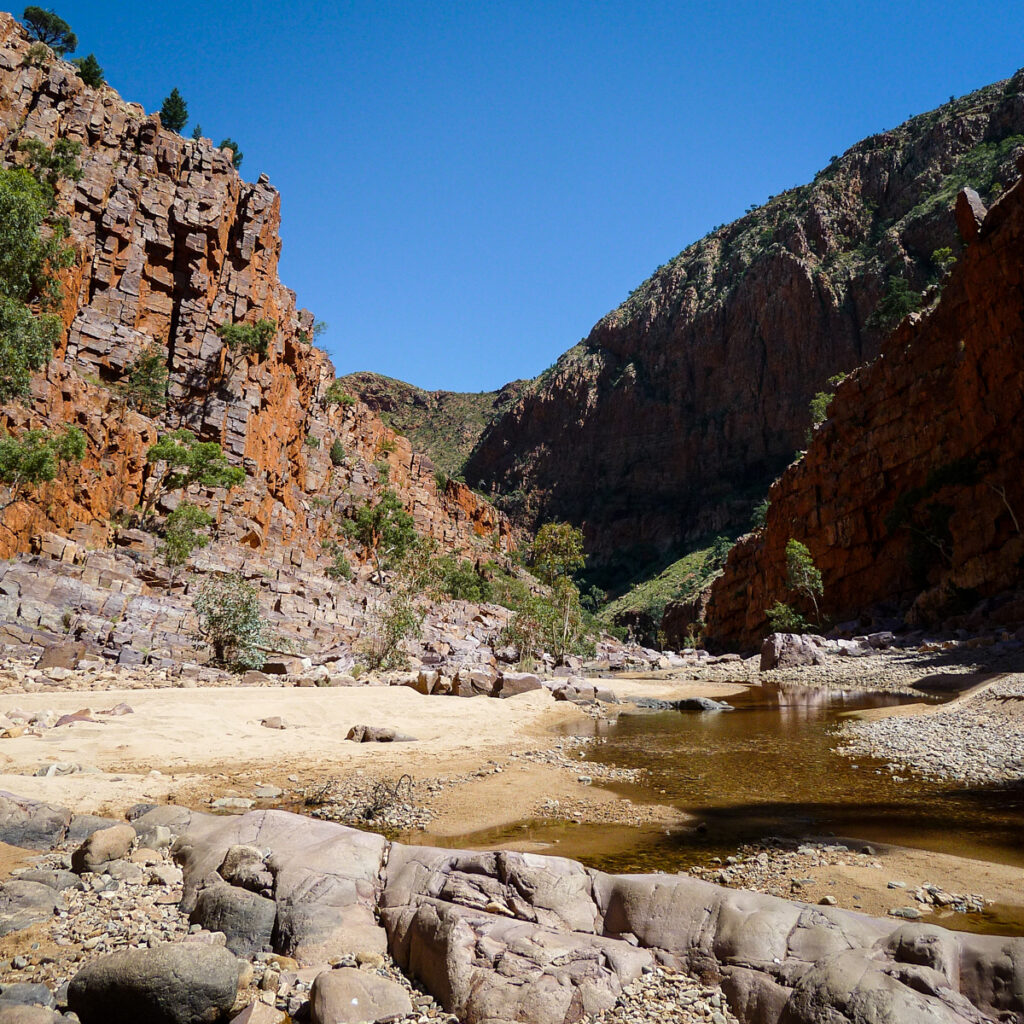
[0,794,70,850]
[218,846,273,893]
[760,633,827,671]
[0,881,61,937]
[189,882,276,956]
[0,983,55,1009]
[14,870,84,893]
[0,1008,66,1024]
[309,967,412,1023]
[345,725,416,743]
[67,943,243,1024]
[66,814,124,846]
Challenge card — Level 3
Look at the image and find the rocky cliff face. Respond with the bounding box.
[704,170,1024,650]
[0,14,510,567]
[465,71,1024,585]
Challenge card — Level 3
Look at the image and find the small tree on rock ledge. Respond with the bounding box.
[785,538,823,625]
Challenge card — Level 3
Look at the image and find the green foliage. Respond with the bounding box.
[305,435,320,449]
[71,53,103,87]
[531,521,585,586]
[931,247,956,273]
[784,539,823,623]
[142,429,245,517]
[216,319,275,373]
[433,470,448,492]
[0,424,84,507]
[191,124,203,141]
[160,500,213,574]
[765,601,808,633]
[751,497,770,529]
[0,295,61,402]
[120,344,168,417]
[342,487,417,582]
[806,373,848,442]
[23,41,50,67]
[312,320,328,339]
[0,167,61,299]
[192,572,267,670]
[379,438,396,454]
[324,380,356,407]
[500,577,593,665]
[18,137,83,196]
[21,6,76,54]
[329,438,346,466]
[218,138,243,169]
[435,556,492,603]
[359,587,422,670]
[868,276,921,332]
[322,541,352,581]
[159,88,188,133]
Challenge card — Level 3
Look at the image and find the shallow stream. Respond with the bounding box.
[412,683,1024,931]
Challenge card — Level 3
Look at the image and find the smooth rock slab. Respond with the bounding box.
[67,943,243,1024]
[190,881,276,956]
[309,967,413,1023]
[0,882,61,937]
[0,794,69,850]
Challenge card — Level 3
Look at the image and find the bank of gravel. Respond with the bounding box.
[837,674,1024,785]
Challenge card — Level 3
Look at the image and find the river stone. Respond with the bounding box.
[15,870,84,893]
[309,967,412,1023]
[0,881,61,937]
[218,845,273,892]
[71,824,136,874]
[760,633,827,670]
[67,814,124,845]
[0,983,55,1008]
[345,725,416,743]
[190,881,276,955]
[67,943,243,1024]
[0,794,70,850]
[0,1009,67,1024]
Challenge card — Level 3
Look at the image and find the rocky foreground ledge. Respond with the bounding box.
[0,794,1021,1024]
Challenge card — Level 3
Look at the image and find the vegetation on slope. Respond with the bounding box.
[340,371,529,480]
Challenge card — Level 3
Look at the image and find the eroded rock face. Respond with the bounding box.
[152,805,1024,1024]
[0,14,511,569]
[706,170,1024,650]
[465,71,1024,580]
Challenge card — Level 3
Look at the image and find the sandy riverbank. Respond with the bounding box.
[0,676,743,831]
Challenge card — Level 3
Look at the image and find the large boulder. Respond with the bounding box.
[760,633,828,671]
[189,882,276,956]
[309,968,412,1023]
[67,944,244,1024]
[71,824,136,874]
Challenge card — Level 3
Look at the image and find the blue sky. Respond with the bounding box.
[43,1,1024,391]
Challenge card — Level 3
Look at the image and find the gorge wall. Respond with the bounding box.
[0,13,511,570]
[704,171,1024,650]
[464,71,1024,585]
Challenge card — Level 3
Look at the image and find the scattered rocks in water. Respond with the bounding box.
[629,696,732,712]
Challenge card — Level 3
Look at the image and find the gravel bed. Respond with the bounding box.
[585,967,738,1024]
[837,676,1024,785]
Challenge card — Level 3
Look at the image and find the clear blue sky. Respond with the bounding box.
[42,1,1024,391]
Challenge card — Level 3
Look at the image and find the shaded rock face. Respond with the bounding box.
[0,14,511,566]
[157,806,1024,1024]
[465,71,1024,582]
[706,169,1024,650]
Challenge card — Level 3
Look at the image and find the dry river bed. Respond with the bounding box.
[0,646,1020,1022]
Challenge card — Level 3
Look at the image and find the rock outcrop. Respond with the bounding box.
[465,71,1024,583]
[705,166,1024,650]
[146,805,1024,1024]
[0,13,510,569]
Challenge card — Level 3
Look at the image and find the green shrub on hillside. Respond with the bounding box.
[193,572,267,670]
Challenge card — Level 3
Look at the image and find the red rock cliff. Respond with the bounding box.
[0,14,511,565]
[705,172,1024,650]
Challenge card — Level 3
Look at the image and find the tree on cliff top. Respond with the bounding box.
[71,53,103,88]
[21,7,76,55]
[218,138,243,169]
[159,88,188,133]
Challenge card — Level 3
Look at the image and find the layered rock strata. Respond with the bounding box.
[705,170,1024,650]
[0,13,510,567]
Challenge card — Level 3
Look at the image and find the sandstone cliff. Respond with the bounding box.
[465,71,1024,586]
[704,170,1024,650]
[0,13,510,569]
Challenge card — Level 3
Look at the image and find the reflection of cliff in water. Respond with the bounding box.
[549,684,1024,874]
